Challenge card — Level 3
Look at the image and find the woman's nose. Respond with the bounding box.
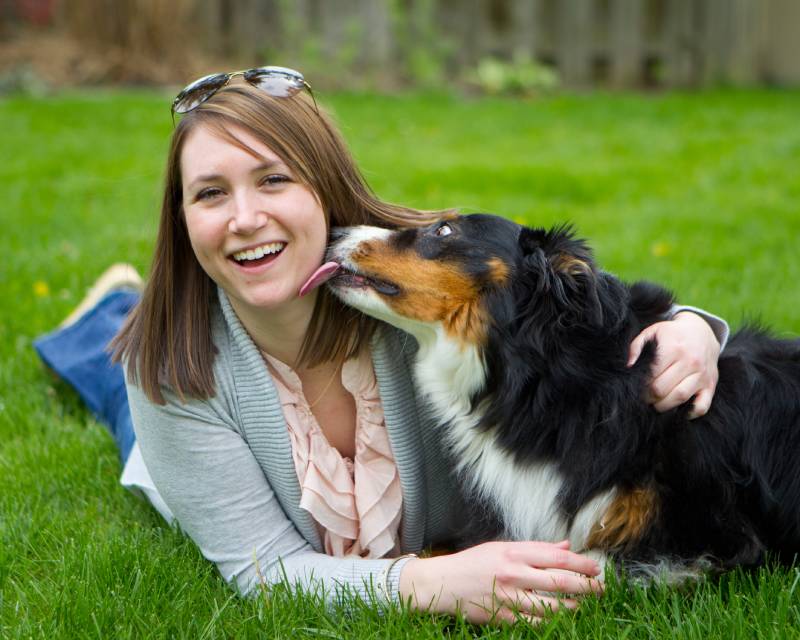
[227,191,268,234]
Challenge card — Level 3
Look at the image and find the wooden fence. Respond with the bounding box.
[5,0,800,87]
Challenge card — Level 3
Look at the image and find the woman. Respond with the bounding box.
[35,68,727,624]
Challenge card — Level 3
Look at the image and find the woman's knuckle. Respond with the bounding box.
[687,355,702,370]
[500,545,519,563]
[671,339,687,354]
[550,574,569,592]
[552,550,570,568]
[494,555,517,578]
[495,566,517,585]
[672,390,686,403]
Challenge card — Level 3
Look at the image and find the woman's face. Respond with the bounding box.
[180,123,327,315]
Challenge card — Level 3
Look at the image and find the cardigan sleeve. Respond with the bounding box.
[126,380,405,604]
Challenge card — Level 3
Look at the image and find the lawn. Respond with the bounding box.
[2,88,800,638]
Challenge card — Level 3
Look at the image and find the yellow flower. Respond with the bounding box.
[650,241,671,258]
[33,281,50,297]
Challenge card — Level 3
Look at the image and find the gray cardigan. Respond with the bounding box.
[126,290,460,602]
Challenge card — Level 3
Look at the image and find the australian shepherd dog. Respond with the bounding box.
[312,213,800,581]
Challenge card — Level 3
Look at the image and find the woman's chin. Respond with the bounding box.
[227,283,316,314]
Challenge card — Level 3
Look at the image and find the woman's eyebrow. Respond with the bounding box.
[188,173,223,189]
[250,159,287,173]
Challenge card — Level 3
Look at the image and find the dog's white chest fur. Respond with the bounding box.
[414,334,614,550]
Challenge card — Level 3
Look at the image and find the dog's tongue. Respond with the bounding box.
[299,261,341,297]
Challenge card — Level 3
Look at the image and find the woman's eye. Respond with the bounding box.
[435,223,452,237]
[196,187,223,201]
[261,174,290,187]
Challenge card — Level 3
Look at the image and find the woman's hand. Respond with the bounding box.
[628,311,721,419]
[398,540,603,625]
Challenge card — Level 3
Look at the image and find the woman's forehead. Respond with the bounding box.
[180,123,284,177]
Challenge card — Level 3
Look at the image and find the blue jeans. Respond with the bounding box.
[34,291,140,464]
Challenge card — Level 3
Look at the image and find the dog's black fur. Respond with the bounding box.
[475,217,800,570]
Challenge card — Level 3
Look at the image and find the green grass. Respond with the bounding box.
[2,88,800,637]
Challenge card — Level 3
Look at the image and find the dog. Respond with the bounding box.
[312,213,800,581]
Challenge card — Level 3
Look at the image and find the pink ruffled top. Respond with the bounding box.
[262,349,402,559]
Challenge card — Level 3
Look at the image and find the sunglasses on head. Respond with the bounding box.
[171,65,317,119]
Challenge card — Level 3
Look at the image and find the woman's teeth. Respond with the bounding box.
[232,242,286,262]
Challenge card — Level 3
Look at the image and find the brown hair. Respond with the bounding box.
[113,84,449,404]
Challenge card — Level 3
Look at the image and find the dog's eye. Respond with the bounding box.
[435,223,452,237]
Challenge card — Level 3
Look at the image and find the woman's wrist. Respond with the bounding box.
[673,311,721,353]
[673,310,715,334]
[398,556,439,611]
[671,305,729,349]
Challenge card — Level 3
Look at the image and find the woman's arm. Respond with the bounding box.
[628,306,727,419]
[126,381,405,602]
[127,380,604,621]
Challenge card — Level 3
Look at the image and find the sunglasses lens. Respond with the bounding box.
[245,67,305,97]
[173,73,229,114]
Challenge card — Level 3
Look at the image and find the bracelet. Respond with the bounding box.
[381,553,418,603]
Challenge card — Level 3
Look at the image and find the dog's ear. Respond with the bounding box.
[517,225,562,301]
[518,225,604,326]
[518,225,549,256]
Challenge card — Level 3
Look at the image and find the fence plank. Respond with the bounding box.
[556,0,593,85]
[726,0,763,85]
[277,0,315,65]
[191,0,223,54]
[510,0,541,59]
[359,0,392,69]
[663,0,697,87]
[436,0,483,68]
[763,0,800,84]
[610,0,644,86]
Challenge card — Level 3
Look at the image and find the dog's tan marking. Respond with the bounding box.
[353,243,488,346]
[586,486,659,551]
[552,254,591,277]
[443,300,488,347]
[486,257,510,285]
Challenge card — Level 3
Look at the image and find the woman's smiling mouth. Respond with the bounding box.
[229,241,287,269]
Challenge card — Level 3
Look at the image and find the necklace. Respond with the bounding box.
[307,363,341,409]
